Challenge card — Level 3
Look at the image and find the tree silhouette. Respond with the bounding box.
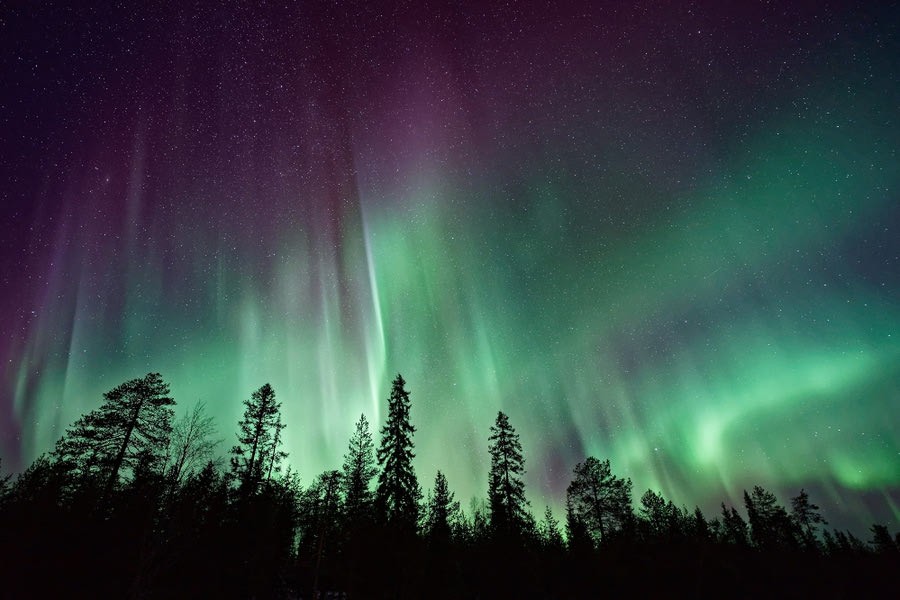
[342,413,377,524]
[166,400,219,489]
[565,495,593,554]
[0,458,11,505]
[790,488,827,549]
[538,505,565,552]
[720,503,750,546]
[424,470,458,547]
[822,529,839,555]
[465,497,490,546]
[298,470,343,597]
[4,369,900,598]
[51,372,175,504]
[691,506,711,541]
[869,524,897,554]
[639,489,684,540]
[487,411,528,540]
[375,374,420,533]
[565,457,632,547]
[264,412,288,481]
[230,383,286,495]
[744,485,798,549]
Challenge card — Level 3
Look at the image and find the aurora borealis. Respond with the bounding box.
[1,1,898,533]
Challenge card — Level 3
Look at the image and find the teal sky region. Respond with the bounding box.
[1,2,898,532]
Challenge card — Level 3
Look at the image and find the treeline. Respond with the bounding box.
[0,372,897,598]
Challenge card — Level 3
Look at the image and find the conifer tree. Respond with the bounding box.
[375,374,419,532]
[565,457,632,546]
[298,470,344,564]
[467,497,490,545]
[264,412,288,481]
[565,495,593,554]
[744,485,798,549]
[869,524,897,554]
[539,505,565,552]
[487,411,528,539]
[230,383,286,494]
[720,502,750,546]
[342,413,377,523]
[52,372,175,501]
[790,488,827,548]
[692,506,711,541]
[425,470,458,546]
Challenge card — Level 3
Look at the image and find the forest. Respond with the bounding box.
[1,372,896,598]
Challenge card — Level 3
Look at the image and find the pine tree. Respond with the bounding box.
[298,471,344,573]
[375,374,419,532]
[639,489,668,538]
[565,495,593,554]
[822,529,839,555]
[468,497,490,545]
[230,383,286,494]
[692,506,710,541]
[342,413,377,523]
[52,372,175,502]
[744,485,798,549]
[425,471,458,547]
[539,505,565,552]
[264,412,288,481]
[565,457,632,547]
[720,502,750,546]
[790,488,827,549]
[869,524,897,554]
[487,411,528,540]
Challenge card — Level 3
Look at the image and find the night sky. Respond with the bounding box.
[2,1,898,533]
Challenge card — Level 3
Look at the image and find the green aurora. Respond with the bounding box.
[3,1,898,534]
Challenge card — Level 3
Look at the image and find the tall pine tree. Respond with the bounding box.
[230,383,286,494]
[487,411,528,540]
[375,374,419,532]
[52,372,175,502]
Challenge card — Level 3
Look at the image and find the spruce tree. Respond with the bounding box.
[539,505,565,552]
[487,411,528,539]
[230,383,286,494]
[342,413,377,523]
[425,470,458,546]
[720,502,750,546]
[375,374,419,532]
[870,524,897,554]
[691,506,711,541]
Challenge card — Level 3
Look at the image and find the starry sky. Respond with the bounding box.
[1,1,898,533]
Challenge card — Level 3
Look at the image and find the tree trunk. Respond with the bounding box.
[102,399,144,506]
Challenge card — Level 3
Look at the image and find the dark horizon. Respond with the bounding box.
[1,371,897,598]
